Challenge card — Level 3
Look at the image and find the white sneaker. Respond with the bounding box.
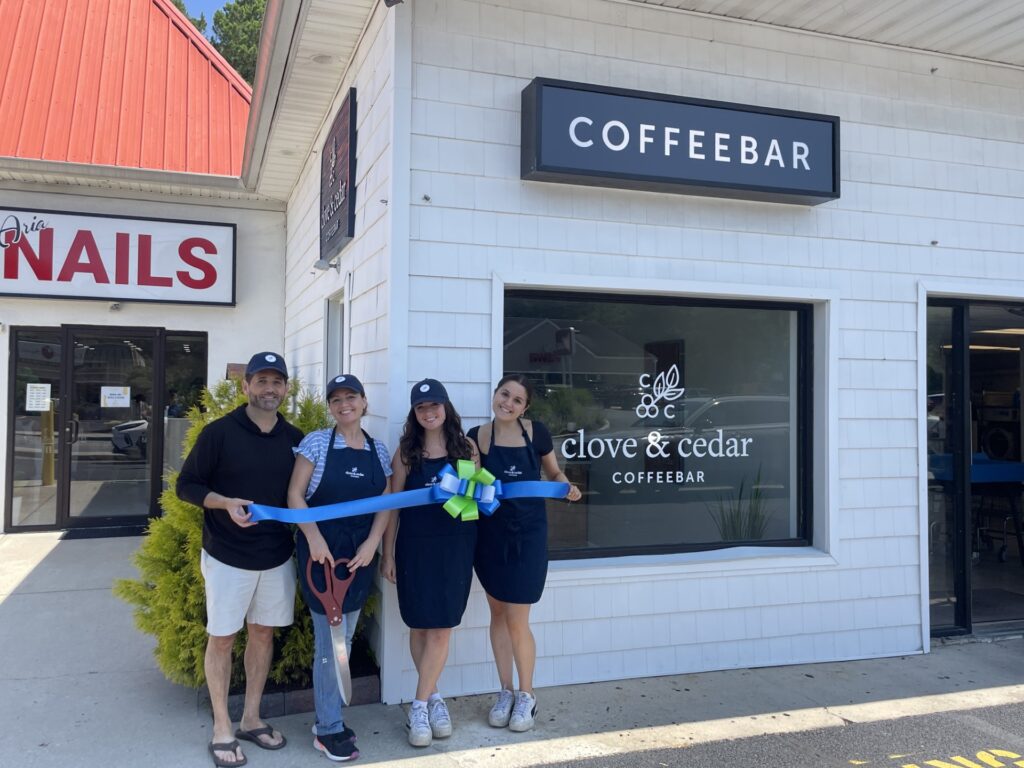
[427,696,452,738]
[508,691,537,732]
[407,703,432,747]
[488,689,515,727]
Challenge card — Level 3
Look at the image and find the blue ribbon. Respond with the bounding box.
[248,463,569,524]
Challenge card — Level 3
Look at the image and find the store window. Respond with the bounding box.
[162,332,208,478]
[504,291,811,558]
[324,290,345,382]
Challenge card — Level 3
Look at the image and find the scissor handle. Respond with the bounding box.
[304,557,355,627]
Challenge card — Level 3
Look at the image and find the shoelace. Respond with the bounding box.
[409,706,430,730]
[512,692,535,719]
[493,689,514,713]
[429,699,451,726]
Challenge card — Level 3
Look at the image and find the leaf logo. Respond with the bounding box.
[635,364,685,418]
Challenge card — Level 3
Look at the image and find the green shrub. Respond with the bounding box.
[114,378,330,689]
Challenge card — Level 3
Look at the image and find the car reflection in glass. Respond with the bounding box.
[111,419,148,459]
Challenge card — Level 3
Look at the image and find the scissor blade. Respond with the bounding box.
[329,623,353,705]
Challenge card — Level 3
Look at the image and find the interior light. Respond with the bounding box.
[941,344,1020,351]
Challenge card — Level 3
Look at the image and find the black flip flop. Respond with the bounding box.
[235,724,287,750]
[208,740,247,767]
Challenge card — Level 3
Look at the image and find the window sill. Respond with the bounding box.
[547,545,836,583]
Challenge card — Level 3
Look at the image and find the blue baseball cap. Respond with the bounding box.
[326,373,365,399]
[410,378,449,406]
[245,352,288,379]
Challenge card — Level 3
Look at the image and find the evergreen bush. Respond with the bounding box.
[113,377,331,689]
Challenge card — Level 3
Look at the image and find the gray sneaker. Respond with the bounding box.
[488,689,515,727]
[427,696,452,738]
[508,691,537,732]
[406,704,432,747]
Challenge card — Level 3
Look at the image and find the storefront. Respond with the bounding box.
[243,0,1023,703]
[5,0,1023,706]
[0,0,286,534]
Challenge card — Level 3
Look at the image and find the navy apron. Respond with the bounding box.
[296,429,386,614]
[472,420,548,604]
[395,455,477,629]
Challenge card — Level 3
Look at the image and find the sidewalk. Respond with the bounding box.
[2,533,1024,768]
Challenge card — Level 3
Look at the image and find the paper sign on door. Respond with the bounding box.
[101,386,131,408]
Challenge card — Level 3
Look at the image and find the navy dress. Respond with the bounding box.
[470,420,553,605]
[296,430,386,614]
[395,455,477,629]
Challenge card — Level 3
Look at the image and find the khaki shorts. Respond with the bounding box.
[200,550,296,637]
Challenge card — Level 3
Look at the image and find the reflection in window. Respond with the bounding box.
[505,291,810,558]
[163,333,208,478]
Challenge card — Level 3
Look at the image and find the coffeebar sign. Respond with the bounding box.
[522,78,839,205]
[0,208,235,305]
[320,88,357,261]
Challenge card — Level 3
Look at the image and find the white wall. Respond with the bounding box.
[0,187,286,527]
[283,2,396,440]
[383,0,1024,701]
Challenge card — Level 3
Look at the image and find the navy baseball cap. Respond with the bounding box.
[245,352,288,379]
[326,374,365,399]
[410,378,449,406]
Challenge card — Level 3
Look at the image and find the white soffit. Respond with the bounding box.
[628,0,1024,67]
[247,0,375,201]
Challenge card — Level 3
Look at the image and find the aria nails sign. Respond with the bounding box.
[521,78,840,205]
[0,208,235,305]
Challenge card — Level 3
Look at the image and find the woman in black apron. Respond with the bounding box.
[468,374,581,733]
[287,374,392,763]
[381,378,477,748]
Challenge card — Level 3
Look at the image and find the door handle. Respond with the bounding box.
[66,418,80,445]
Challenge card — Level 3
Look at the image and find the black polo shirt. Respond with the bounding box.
[177,405,303,570]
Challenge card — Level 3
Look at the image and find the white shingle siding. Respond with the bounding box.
[283,0,1024,703]
[284,3,395,402]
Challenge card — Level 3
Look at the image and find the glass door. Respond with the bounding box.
[64,329,159,525]
[927,304,970,633]
[966,304,1024,625]
[928,300,1024,634]
[8,329,63,529]
[6,326,208,533]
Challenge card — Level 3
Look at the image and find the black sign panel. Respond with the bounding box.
[521,79,839,205]
[320,88,357,261]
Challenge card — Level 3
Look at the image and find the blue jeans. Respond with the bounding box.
[310,607,360,736]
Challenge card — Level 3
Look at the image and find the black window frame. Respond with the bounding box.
[505,289,814,560]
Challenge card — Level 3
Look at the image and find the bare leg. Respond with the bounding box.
[414,628,452,701]
[504,603,536,693]
[486,594,515,690]
[205,633,244,765]
[238,624,284,747]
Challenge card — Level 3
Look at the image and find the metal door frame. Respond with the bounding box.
[5,325,166,532]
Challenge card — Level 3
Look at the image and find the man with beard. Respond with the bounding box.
[177,352,304,767]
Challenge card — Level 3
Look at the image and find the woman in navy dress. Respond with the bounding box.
[468,374,581,733]
[287,374,393,763]
[381,378,478,748]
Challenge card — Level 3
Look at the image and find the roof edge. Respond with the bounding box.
[154,0,253,101]
[0,155,252,190]
[241,0,304,190]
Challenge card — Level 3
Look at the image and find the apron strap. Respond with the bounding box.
[516,418,539,470]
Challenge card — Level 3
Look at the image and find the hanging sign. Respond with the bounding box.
[521,78,840,205]
[320,88,358,262]
[0,208,235,304]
